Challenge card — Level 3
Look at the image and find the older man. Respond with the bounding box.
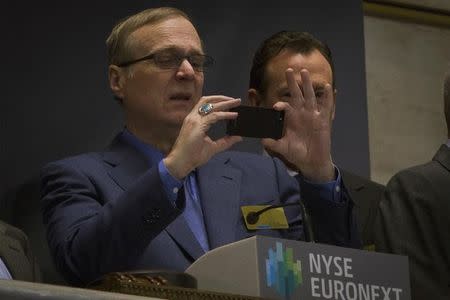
[375,71,450,299]
[41,7,359,286]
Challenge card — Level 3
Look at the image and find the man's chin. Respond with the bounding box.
[164,113,189,128]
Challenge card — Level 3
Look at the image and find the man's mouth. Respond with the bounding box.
[169,92,192,101]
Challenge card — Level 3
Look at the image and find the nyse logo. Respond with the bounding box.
[266,242,302,298]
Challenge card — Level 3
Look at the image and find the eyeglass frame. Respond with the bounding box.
[116,51,215,72]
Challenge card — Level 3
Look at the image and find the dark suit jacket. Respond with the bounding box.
[375,144,450,299]
[341,170,385,248]
[0,220,41,281]
[41,134,359,285]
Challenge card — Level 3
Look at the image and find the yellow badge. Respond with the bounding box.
[241,205,289,230]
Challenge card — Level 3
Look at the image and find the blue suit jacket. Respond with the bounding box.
[41,134,359,285]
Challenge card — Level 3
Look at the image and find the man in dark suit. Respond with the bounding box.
[375,70,450,299]
[41,7,360,286]
[247,31,385,248]
[0,220,41,281]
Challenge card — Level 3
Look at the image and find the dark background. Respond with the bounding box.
[1,0,368,283]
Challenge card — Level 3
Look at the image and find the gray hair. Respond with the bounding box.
[106,7,191,66]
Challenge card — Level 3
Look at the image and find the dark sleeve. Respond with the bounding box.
[299,178,360,248]
[374,170,449,299]
[341,170,385,248]
[273,159,361,248]
[41,162,185,285]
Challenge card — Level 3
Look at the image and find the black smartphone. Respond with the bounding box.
[226,106,284,139]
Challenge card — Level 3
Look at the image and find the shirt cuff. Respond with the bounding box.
[296,166,343,203]
[158,160,183,204]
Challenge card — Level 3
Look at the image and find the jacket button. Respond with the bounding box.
[143,208,161,224]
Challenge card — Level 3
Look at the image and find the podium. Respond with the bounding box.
[0,279,161,300]
[186,236,411,300]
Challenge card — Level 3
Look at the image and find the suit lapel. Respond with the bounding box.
[165,214,205,261]
[197,155,242,249]
[103,135,150,191]
[102,134,206,261]
[340,170,368,208]
[341,170,365,191]
[434,144,450,172]
[0,234,32,281]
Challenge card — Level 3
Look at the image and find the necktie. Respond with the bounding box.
[183,172,210,252]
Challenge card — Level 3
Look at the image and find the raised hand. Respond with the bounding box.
[263,68,335,182]
[164,96,242,179]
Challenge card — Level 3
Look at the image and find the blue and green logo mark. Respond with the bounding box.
[266,242,302,298]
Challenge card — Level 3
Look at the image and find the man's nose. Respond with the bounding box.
[175,58,195,80]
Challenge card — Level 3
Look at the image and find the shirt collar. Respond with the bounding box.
[120,128,164,166]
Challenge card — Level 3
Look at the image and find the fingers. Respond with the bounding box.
[261,138,284,155]
[285,68,333,115]
[195,96,240,116]
[272,101,290,112]
[207,97,241,112]
[203,111,238,127]
[200,98,240,125]
[182,96,240,138]
[300,69,316,110]
[285,69,303,107]
[213,135,243,153]
[197,95,238,106]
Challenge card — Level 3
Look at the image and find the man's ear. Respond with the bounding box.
[109,65,126,100]
[248,88,263,107]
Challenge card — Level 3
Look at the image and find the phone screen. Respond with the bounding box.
[226,106,284,139]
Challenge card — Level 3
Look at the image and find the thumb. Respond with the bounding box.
[214,135,243,153]
[261,138,284,154]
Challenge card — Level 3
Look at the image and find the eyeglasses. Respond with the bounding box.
[117,51,214,72]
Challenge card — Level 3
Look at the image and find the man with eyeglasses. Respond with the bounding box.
[41,7,359,286]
